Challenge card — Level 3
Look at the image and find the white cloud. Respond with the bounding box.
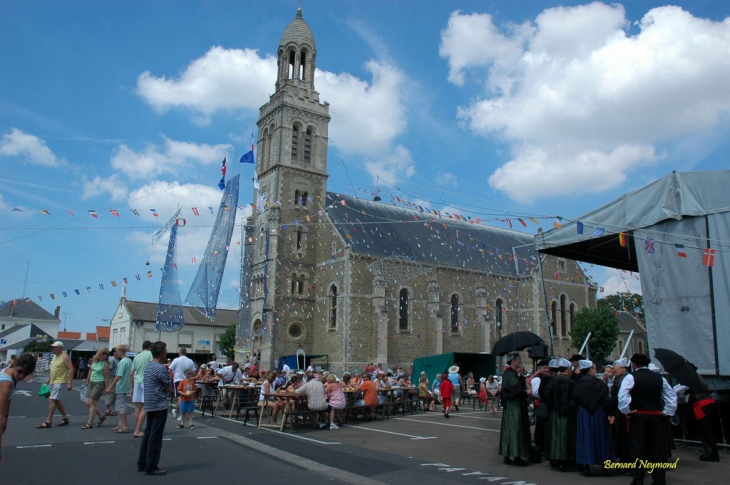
[441,4,730,202]
[136,47,276,123]
[322,60,408,156]
[81,175,128,201]
[363,144,415,186]
[0,128,64,167]
[599,268,642,296]
[111,136,232,180]
[136,46,410,186]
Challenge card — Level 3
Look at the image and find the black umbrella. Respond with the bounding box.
[653,348,702,392]
[491,331,544,356]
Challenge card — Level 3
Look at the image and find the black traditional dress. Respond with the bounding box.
[543,374,575,466]
[572,374,615,466]
[609,374,632,463]
[498,368,531,459]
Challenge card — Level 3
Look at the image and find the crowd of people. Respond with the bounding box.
[497,350,722,484]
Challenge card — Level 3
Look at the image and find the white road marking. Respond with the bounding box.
[16,444,52,449]
[396,417,500,432]
[196,436,218,439]
[352,426,436,440]
[83,441,115,445]
[258,425,341,444]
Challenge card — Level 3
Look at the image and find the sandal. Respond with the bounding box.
[114,427,129,433]
[36,422,52,429]
[105,411,117,416]
[81,423,93,429]
[177,424,184,429]
[97,415,106,427]
[189,425,195,429]
[57,418,70,426]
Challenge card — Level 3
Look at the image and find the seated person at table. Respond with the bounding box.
[295,375,331,429]
[466,372,476,394]
[486,375,500,412]
[418,375,437,411]
[375,373,388,405]
[216,362,242,409]
[274,370,287,390]
[354,373,378,420]
[324,374,345,429]
[386,372,397,387]
[341,372,353,388]
[260,371,284,423]
[350,373,360,387]
[478,377,489,406]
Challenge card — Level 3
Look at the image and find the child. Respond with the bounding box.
[177,368,196,429]
[439,369,454,419]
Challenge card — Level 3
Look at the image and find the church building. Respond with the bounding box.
[238,8,596,373]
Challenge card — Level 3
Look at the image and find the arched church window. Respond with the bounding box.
[329,284,337,330]
[560,294,567,337]
[299,51,307,80]
[303,128,312,165]
[297,227,304,251]
[495,298,503,329]
[450,294,459,334]
[291,125,299,162]
[569,303,576,335]
[399,289,409,331]
[288,50,296,79]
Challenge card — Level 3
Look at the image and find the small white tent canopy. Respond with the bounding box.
[535,170,730,376]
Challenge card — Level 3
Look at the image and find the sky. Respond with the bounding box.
[1,1,729,333]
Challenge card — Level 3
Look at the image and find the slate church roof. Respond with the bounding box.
[324,192,539,277]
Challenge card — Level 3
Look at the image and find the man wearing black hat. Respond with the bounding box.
[618,353,677,485]
[569,354,583,382]
[498,353,531,466]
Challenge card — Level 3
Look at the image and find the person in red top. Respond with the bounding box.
[355,373,378,420]
[176,369,196,429]
[439,370,454,419]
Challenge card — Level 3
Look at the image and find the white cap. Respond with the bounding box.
[479,377,486,382]
[578,360,593,370]
[614,357,630,368]
[648,363,661,373]
[557,358,571,368]
[51,341,64,347]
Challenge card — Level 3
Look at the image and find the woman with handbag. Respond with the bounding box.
[82,348,110,429]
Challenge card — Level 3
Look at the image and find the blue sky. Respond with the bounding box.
[2,1,728,333]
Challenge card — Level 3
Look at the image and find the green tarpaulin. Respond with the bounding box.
[412,352,496,390]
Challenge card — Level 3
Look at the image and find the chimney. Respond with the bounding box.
[9,301,14,317]
[54,306,61,319]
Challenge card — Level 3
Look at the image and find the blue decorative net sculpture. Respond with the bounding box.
[156,224,184,331]
[184,174,240,318]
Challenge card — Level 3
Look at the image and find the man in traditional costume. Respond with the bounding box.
[688,373,721,462]
[498,353,531,466]
[609,357,632,469]
[544,358,576,471]
[618,353,677,485]
[572,359,615,476]
[527,360,550,454]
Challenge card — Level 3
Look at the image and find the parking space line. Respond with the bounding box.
[17,444,52,449]
[352,426,436,440]
[396,417,500,432]
[83,441,115,445]
[259,425,341,444]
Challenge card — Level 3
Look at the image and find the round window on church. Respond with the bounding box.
[287,322,305,341]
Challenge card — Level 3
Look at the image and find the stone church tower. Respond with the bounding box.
[238,8,596,373]
[243,8,331,368]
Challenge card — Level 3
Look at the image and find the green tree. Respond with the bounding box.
[601,293,643,321]
[24,338,53,354]
[217,322,237,361]
[570,305,620,364]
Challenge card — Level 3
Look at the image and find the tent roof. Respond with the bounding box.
[535,170,730,271]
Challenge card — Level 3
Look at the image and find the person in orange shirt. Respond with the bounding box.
[176,369,196,429]
[355,373,378,420]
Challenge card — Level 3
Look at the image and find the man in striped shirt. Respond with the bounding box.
[137,341,173,476]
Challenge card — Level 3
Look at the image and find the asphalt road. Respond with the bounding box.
[2,381,727,484]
